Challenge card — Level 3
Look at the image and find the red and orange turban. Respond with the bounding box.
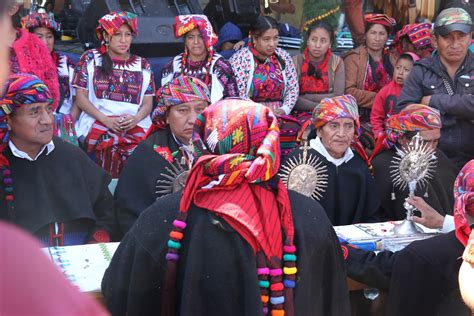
[311,94,360,132]
[96,11,138,54]
[364,13,397,28]
[174,14,217,52]
[149,75,210,132]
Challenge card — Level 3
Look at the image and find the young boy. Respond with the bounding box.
[370,52,419,138]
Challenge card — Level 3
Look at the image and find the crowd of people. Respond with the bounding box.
[0,0,473,314]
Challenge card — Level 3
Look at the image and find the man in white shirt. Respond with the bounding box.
[0,73,116,246]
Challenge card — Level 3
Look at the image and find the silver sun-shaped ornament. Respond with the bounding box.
[390,134,437,192]
[155,162,189,197]
[279,142,328,200]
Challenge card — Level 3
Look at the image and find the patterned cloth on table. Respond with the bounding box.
[72,49,154,139]
[454,160,474,247]
[370,104,442,161]
[85,120,145,178]
[162,98,297,316]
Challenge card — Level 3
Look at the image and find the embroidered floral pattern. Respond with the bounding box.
[232,126,243,145]
[154,145,174,163]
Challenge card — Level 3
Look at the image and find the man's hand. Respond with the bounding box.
[420,95,432,105]
[407,196,444,229]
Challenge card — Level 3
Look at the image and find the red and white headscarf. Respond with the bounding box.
[95,11,138,54]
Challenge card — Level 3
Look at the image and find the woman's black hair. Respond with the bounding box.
[249,16,279,38]
[365,22,393,80]
[306,21,335,44]
[398,53,416,64]
[305,21,335,79]
[99,22,134,76]
[249,16,286,69]
[365,22,391,35]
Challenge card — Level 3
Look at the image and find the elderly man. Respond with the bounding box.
[115,75,211,235]
[0,73,116,246]
[280,95,382,225]
[343,160,474,316]
[371,104,458,230]
[102,99,350,316]
[397,7,474,169]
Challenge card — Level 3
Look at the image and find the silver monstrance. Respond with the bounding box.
[390,134,437,235]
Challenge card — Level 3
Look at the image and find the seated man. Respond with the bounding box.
[280,95,382,225]
[397,8,474,169]
[371,104,458,230]
[0,73,116,246]
[342,159,474,316]
[115,76,210,235]
[102,99,350,315]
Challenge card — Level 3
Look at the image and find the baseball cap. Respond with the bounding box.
[434,7,473,36]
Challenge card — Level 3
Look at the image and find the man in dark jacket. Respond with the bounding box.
[397,7,473,169]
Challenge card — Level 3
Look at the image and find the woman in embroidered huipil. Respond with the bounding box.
[21,13,78,145]
[115,75,210,235]
[292,21,345,125]
[161,14,238,103]
[229,16,299,156]
[73,11,155,178]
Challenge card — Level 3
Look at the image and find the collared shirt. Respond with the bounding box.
[310,136,354,167]
[442,214,455,233]
[9,140,55,161]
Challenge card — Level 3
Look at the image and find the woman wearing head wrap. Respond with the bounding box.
[73,11,155,178]
[21,13,78,145]
[102,99,350,316]
[115,75,211,235]
[161,14,238,103]
[0,73,115,246]
[5,1,60,109]
[229,16,300,156]
[280,95,382,225]
[370,104,458,226]
[391,23,433,60]
[342,160,474,316]
[344,14,396,152]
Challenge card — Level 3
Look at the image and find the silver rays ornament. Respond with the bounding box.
[390,134,437,234]
[155,162,189,197]
[279,141,328,200]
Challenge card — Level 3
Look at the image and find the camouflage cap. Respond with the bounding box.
[434,7,473,36]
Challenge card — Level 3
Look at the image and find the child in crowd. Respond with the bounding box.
[370,52,419,138]
[215,22,243,59]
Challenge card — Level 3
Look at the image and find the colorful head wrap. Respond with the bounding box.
[311,94,360,131]
[21,13,61,33]
[174,15,217,51]
[454,160,474,247]
[162,99,297,316]
[147,76,210,136]
[392,23,432,50]
[364,13,397,28]
[96,11,138,54]
[385,104,441,145]
[0,73,53,219]
[370,104,442,161]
